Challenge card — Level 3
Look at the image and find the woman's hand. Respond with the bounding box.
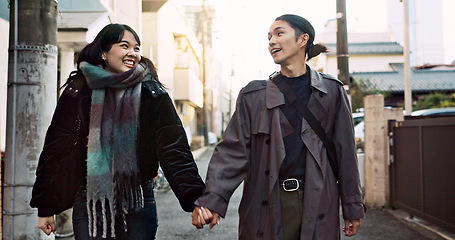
[38,216,56,236]
[192,206,220,229]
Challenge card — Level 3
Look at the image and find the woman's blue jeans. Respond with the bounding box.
[72,180,158,240]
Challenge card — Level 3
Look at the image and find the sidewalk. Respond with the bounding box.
[193,146,455,240]
[384,208,455,240]
[192,145,210,162]
[57,146,455,239]
[344,207,452,240]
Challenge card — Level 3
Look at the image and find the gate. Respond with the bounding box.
[389,116,455,233]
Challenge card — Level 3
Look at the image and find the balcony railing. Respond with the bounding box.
[173,66,203,108]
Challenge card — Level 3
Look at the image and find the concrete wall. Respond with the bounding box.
[115,0,142,34]
[99,0,142,36]
[363,94,404,208]
[142,12,158,62]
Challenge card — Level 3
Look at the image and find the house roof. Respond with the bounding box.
[0,0,108,26]
[352,63,455,93]
[325,42,403,56]
[0,0,8,21]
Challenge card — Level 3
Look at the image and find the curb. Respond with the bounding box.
[385,208,455,240]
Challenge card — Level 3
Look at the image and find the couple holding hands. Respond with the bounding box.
[31,14,364,240]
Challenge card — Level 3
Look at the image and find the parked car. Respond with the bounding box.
[354,107,455,152]
[352,112,365,152]
[352,112,364,126]
[411,107,455,116]
[352,109,392,152]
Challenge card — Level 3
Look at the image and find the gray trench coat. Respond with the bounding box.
[195,67,365,240]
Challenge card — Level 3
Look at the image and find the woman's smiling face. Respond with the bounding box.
[103,30,141,73]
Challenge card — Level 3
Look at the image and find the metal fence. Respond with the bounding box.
[389,116,455,233]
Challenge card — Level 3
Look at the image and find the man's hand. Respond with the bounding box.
[38,216,56,236]
[192,206,220,229]
[343,219,361,237]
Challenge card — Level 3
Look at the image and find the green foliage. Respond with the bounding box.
[414,92,455,110]
[350,77,389,112]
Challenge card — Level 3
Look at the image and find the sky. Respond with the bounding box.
[206,0,455,90]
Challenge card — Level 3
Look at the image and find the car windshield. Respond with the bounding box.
[352,113,364,126]
[411,107,455,116]
[353,117,363,126]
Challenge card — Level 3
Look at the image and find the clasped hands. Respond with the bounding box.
[37,216,56,236]
[191,206,220,229]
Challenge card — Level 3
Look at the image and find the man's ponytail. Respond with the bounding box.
[307,43,329,61]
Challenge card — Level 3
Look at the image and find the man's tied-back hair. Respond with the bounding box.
[276,14,329,61]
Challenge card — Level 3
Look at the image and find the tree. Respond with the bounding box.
[414,92,455,110]
[350,77,388,112]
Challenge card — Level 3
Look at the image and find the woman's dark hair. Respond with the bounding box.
[275,14,328,61]
[68,23,160,84]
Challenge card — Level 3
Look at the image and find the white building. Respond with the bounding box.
[143,1,224,141]
[313,20,403,78]
[387,0,445,66]
[143,0,204,142]
[57,0,142,89]
[1,0,220,153]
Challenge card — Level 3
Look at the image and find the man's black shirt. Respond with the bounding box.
[279,66,312,180]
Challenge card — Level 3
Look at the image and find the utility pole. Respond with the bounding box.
[201,0,209,146]
[403,0,412,115]
[336,0,350,93]
[4,0,58,239]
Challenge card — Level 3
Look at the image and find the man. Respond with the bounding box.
[192,14,365,239]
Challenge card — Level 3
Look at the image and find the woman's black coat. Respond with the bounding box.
[30,75,205,217]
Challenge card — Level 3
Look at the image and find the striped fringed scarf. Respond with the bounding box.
[79,61,151,238]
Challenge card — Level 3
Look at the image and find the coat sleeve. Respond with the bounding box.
[153,93,205,212]
[195,90,251,218]
[332,85,365,220]
[30,89,86,217]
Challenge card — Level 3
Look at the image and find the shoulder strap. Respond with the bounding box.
[269,72,327,141]
[269,72,339,179]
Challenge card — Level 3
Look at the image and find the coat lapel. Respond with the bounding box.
[266,79,285,109]
[266,80,293,138]
[300,68,329,173]
[265,80,294,196]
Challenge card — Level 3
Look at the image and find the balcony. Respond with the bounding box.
[142,0,168,12]
[173,66,203,108]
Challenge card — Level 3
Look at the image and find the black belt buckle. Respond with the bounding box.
[282,178,300,192]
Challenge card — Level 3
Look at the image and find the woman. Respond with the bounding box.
[30,23,205,239]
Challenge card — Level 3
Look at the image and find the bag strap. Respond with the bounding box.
[269,72,339,179]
